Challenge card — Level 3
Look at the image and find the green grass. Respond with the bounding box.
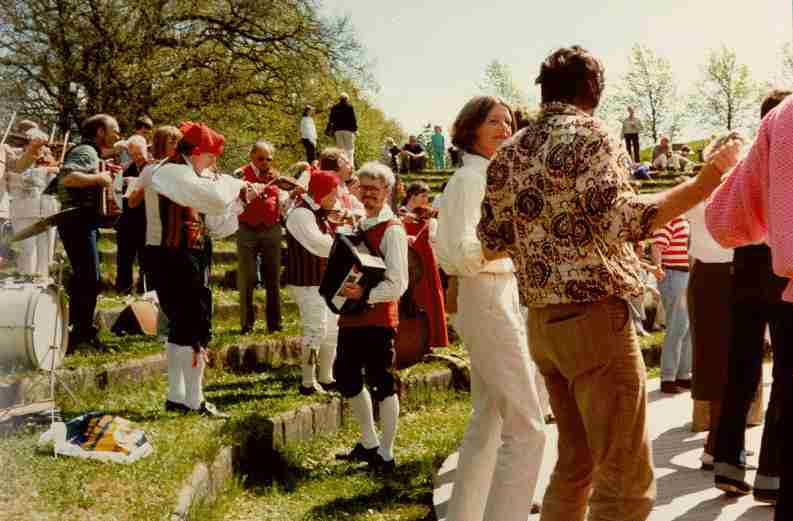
[0,365,330,521]
[211,390,471,521]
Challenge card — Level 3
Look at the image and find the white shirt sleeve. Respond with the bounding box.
[285,207,334,258]
[367,224,409,304]
[151,168,244,216]
[436,172,487,276]
[205,199,244,239]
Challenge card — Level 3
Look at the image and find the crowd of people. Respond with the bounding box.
[0,42,791,521]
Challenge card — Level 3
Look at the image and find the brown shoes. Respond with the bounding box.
[661,381,684,394]
[675,378,692,390]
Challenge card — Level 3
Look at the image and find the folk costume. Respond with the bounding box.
[334,204,408,470]
[8,164,59,276]
[234,162,288,334]
[142,122,244,415]
[284,170,340,394]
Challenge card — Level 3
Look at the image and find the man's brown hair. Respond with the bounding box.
[760,89,792,118]
[536,45,605,110]
[451,96,516,154]
[81,114,115,140]
[319,147,347,171]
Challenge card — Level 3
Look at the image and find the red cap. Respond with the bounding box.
[308,170,339,202]
[178,121,225,156]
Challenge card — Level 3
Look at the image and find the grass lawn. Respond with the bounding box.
[0,366,331,521]
[208,390,471,521]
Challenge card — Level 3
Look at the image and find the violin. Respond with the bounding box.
[399,205,438,224]
[322,208,357,227]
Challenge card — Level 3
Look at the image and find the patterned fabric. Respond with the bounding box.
[477,102,659,307]
[652,217,690,268]
[705,95,793,301]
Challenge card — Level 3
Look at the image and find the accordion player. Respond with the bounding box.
[319,233,387,314]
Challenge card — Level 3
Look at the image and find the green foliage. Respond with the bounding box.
[0,0,404,172]
[599,44,683,143]
[691,46,761,133]
[479,59,530,108]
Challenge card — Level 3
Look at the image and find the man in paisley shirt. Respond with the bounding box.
[477,45,741,521]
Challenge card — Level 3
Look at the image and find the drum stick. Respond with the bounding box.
[48,124,57,145]
[58,131,70,165]
[1,111,17,147]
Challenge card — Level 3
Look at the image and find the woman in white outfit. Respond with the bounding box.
[9,135,60,277]
[436,96,547,521]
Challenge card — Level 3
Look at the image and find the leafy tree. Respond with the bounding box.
[599,44,681,143]
[691,46,760,133]
[479,60,527,108]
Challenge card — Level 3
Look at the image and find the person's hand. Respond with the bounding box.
[654,266,665,281]
[96,172,113,188]
[696,137,742,189]
[289,186,305,199]
[341,283,364,300]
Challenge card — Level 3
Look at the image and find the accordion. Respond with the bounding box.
[319,234,386,314]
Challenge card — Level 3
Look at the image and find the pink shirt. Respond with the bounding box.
[705,96,793,300]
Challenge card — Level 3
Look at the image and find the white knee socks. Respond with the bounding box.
[350,388,379,449]
[318,341,336,384]
[378,395,399,462]
[167,342,205,410]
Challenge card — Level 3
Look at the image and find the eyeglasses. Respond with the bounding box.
[359,184,383,193]
[255,156,273,162]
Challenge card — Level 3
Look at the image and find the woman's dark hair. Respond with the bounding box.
[760,89,792,118]
[175,137,197,157]
[535,45,605,109]
[319,147,346,171]
[403,181,430,206]
[303,105,313,117]
[451,96,516,154]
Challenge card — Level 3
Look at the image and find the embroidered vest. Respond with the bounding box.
[237,164,280,228]
[284,201,332,287]
[159,195,206,251]
[338,219,402,329]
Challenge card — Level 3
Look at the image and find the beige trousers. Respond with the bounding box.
[526,297,656,521]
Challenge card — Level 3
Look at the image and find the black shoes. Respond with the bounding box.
[336,443,380,464]
[299,381,337,396]
[197,401,228,418]
[370,453,396,475]
[660,381,684,394]
[715,474,752,496]
[165,400,189,413]
[753,488,778,505]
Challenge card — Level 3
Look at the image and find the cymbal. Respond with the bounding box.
[11,207,81,242]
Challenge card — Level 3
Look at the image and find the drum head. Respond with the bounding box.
[30,287,67,370]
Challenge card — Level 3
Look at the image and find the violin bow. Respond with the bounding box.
[57,131,70,165]
[1,111,17,147]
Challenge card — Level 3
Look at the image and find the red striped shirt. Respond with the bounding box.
[653,217,689,267]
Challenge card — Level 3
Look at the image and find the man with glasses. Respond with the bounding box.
[234,140,288,334]
[54,114,121,352]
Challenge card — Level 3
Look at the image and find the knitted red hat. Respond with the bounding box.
[308,169,339,202]
[178,121,225,156]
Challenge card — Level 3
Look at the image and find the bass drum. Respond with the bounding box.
[394,310,430,370]
[0,282,69,371]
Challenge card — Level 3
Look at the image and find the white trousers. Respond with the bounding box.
[11,216,55,276]
[447,273,547,521]
[288,285,338,386]
[167,342,205,410]
[334,130,356,166]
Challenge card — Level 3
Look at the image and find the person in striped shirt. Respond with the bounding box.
[652,216,692,394]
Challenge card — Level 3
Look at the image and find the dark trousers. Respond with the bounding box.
[624,133,640,163]
[115,215,148,293]
[302,139,316,164]
[334,326,397,401]
[58,219,100,341]
[715,298,793,518]
[147,246,212,347]
[237,222,282,331]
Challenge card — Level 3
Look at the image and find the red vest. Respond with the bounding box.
[339,219,402,330]
[237,164,280,228]
[284,201,332,287]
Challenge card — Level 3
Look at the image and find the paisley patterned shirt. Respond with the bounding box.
[477,102,659,307]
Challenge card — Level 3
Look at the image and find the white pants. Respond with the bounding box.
[167,342,205,410]
[288,285,338,386]
[447,273,547,521]
[334,130,356,166]
[11,216,55,276]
